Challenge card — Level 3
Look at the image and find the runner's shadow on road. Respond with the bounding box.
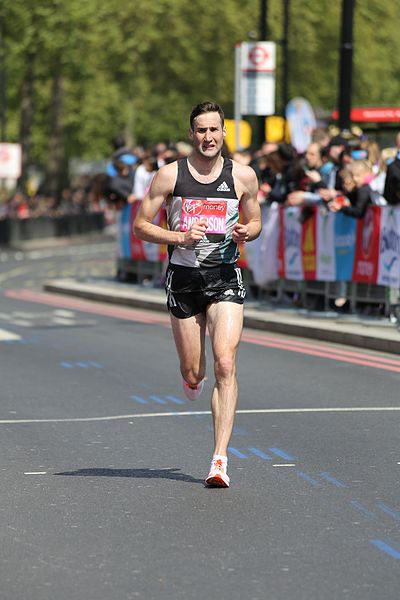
[54,467,204,485]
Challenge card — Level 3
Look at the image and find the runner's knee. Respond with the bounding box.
[214,356,235,382]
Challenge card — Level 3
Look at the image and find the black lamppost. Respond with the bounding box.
[281,0,290,117]
[257,0,268,147]
[338,0,355,132]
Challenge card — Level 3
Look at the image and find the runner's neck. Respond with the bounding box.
[187,155,224,184]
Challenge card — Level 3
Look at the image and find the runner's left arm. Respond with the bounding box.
[232,164,262,243]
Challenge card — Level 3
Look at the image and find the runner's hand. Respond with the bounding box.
[232,223,249,243]
[182,218,208,245]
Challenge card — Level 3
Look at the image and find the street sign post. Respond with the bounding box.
[0,143,22,179]
[240,41,276,116]
[234,41,276,151]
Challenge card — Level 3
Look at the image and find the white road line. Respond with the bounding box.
[53,317,76,325]
[10,319,31,327]
[24,472,47,475]
[13,311,35,318]
[54,310,75,317]
[0,406,400,425]
[0,328,21,342]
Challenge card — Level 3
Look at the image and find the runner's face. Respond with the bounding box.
[190,112,226,159]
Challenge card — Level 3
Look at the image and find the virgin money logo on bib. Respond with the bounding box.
[180,198,227,234]
[182,199,203,216]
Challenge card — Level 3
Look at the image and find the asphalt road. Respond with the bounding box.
[0,241,400,600]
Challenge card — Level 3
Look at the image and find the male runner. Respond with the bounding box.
[133,101,261,487]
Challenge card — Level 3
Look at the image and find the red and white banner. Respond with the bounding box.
[352,206,381,283]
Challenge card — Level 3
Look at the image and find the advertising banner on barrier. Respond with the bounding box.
[352,206,381,284]
[334,212,357,281]
[316,210,335,281]
[278,208,285,278]
[272,205,400,286]
[117,205,132,259]
[245,205,279,285]
[302,211,317,280]
[130,201,146,261]
[283,207,303,280]
[377,207,400,288]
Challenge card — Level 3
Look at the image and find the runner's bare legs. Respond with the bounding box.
[170,313,207,387]
[206,302,243,456]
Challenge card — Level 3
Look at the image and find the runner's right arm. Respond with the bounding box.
[133,162,207,246]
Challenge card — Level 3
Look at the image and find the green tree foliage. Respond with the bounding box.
[2,0,400,183]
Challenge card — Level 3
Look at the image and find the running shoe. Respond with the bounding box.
[205,457,230,488]
[182,378,204,401]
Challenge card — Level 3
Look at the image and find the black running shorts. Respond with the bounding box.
[165,263,246,319]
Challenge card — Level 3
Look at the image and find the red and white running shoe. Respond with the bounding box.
[182,378,204,401]
[205,457,230,488]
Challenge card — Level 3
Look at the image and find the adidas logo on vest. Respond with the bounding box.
[216,181,230,192]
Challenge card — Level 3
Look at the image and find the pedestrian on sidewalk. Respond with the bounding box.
[133,101,261,487]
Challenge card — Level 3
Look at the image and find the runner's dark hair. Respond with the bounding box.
[190,101,225,130]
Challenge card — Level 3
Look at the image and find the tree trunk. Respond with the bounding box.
[18,51,35,187]
[44,70,64,199]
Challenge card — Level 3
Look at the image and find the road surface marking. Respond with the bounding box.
[0,328,21,342]
[370,540,400,560]
[0,406,400,425]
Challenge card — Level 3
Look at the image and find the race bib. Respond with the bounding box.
[180,198,227,234]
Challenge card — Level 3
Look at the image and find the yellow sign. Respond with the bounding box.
[265,116,291,143]
[225,119,252,152]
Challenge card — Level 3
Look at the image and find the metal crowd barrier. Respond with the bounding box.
[0,213,105,247]
[254,278,389,314]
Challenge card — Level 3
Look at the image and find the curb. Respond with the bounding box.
[43,280,400,355]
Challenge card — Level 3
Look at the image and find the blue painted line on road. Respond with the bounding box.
[248,447,272,460]
[350,501,375,520]
[228,447,248,459]
[370,540,400,560]
[149,395,167,405]
[269,447,296,460]
[77,362,89,368]
[88,361,103,369]
[61,362,73,368]
[319,472,348,488]
[376,502,400,522]
[165,395,185,405]
[296,471,322,487]
[131,395,148,405]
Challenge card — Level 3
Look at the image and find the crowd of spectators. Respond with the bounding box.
[236,129,400,217]
[96,127,400,244]
[1,128,399,224]
[0,177,100,221]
